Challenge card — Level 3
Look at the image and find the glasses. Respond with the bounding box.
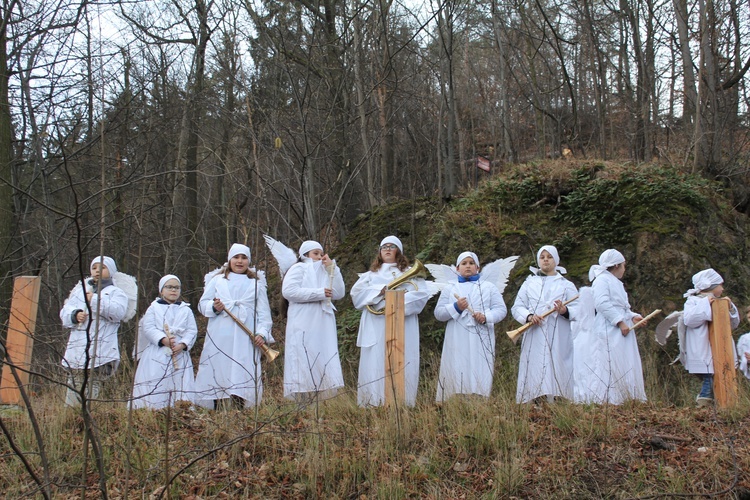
[163,285,181,291]
[380,244,398,250]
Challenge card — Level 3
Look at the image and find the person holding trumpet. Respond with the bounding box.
[511,245,578,404]
[351,236,431,407]
[194,243,274,410]
[583,249,647,405]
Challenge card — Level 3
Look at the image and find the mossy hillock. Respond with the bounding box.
[333,161,750,354]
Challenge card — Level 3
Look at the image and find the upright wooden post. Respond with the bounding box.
[708,298,738,409]
[384,290,406,407]
[0,276,41,405]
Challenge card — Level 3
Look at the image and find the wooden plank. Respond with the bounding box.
[384,290,405,407]
[0,276,41,405]
[708,298,738,409]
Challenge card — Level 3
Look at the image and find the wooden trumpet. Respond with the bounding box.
[506,295,579,344]
[223,307,280,362]
[626,309,662,332]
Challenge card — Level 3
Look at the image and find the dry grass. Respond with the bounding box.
[1,364,749,499]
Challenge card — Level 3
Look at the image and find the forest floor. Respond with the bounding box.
[1,384,750,498]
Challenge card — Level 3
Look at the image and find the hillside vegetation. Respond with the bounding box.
[1,161,750,498]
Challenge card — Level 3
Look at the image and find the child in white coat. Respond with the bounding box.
[512,245,577,403]
[60,256,134,406]
[580,249,646,405]
[194,243,274,410]
[282,240,345,402]
[434,251,506,401]
[351,235,431,407]
[682,268,739,406]
[132,275,197,409]
[737,306,750,381]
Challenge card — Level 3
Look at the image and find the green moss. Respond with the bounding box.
[333,162,750,353]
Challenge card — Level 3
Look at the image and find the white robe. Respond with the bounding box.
[584,270,645,405]
[132,300,197,409]
[194,272,274,408]
[282,259,345,399]
[434,279,506,401]
[60,279,129,370]
[682,295,739,374]
[351,263,430,407]
[512,273,577,403]
[737,333,750,380]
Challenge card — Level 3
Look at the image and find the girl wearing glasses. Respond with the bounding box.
[132,274,197,409]
[351,235,431,407]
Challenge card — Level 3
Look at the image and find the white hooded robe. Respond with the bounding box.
[132,299,197,409]
[351,263,430,407]
[434,279,506,401]
[194,271,274,408]
[512,273,577,403]
[282,258,346,399]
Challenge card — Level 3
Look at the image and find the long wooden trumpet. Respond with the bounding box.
[626,309,662,333]
[163,323,180,371]
[506,295,579,344]
[222,307,279,362]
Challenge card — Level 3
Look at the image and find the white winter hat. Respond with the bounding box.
[159,274,181,292]
[456,251,480,268]
[299,240,323,258]
[90,256,117,275]
[379,235,403,253]
[228,243,251,262]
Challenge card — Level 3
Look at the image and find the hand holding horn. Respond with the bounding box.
[222,306,279,362]
[506,295,579,344]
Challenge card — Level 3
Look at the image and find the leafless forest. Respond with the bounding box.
[2,0,750,346]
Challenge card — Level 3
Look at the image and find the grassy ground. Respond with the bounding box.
[1,357,749,498]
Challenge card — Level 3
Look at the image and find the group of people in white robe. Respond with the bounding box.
[60,238,750,411]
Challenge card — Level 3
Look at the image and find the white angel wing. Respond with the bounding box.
[263,234,298,277]
[479,255,519,294]
[112,271,138,321]
[655,311,682,346]
[204,267,223,285]
[425,263,457,292]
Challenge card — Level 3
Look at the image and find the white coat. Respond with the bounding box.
[737,333,750,380]
[282,258,345,399]
[511,273,578,403]
[132,299,197,409]
[194,271,274,408]
[434,279,506,401]
[60,279,129,370]
[351,263,430,407]
[586,270,646,404]
[682,295,739,374]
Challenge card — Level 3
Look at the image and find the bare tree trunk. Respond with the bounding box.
[491,0,516,162]
[184,0,210,301]
[693,0,718,172]
[352,1,377,208]
[437,4,457,199]
[0,7,14,319]
[673,0,697,126]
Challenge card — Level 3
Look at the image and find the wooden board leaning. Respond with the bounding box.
[708,298,738,409]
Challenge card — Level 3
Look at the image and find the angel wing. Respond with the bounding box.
[263,234,298,278]
[112,271,138,322]
[479,255,519,294]
[655,311,682,346]
[204,267,223,285]
[425,263,457,292]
